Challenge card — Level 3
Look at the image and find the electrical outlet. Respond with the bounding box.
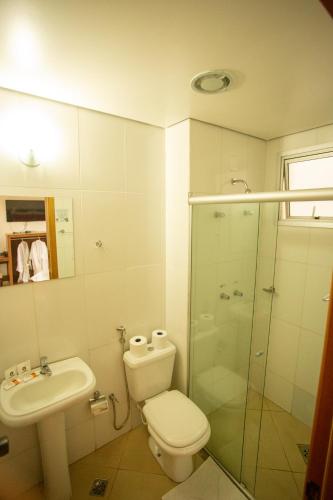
[17,360,31,376]
[4,366,17,380]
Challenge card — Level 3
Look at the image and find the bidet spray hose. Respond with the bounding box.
[109,326,131,431]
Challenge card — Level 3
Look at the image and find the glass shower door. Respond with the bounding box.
[189,202,261,483]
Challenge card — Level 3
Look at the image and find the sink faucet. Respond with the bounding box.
[40,356,52,376]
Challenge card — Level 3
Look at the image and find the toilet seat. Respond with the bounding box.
[143,390,210,453]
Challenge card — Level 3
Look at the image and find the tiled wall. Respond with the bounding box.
[190,120,266,195]
[0,88,165,497]
[165,119,266,393]
[263,124,333,426]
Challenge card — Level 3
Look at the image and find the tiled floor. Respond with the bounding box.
[15,394,311,500]
[16,425,205,500]
[249,391,310,500]
[205,389,310,500]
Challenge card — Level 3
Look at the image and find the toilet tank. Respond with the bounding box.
[123,341,176,402]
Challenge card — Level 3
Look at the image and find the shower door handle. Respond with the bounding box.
[262,286,275,294]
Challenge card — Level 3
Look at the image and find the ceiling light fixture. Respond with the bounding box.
[191,70,232,94]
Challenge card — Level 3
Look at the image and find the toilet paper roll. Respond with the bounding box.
[152,329,168,349]
[129,335,148,357]
[198,313,214,331]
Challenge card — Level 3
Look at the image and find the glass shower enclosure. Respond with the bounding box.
[189,190,332,499]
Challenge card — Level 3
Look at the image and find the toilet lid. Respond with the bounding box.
[143,390,209,448]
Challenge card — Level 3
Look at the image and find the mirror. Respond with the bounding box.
[0,196,74,287]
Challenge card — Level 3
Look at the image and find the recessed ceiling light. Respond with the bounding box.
[191,70,232,94]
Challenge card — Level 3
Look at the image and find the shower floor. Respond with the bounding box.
[207,389,311,500]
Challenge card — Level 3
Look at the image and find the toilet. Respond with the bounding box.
[123,339,211,483]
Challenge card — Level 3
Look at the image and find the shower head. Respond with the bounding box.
[231,178,251,193]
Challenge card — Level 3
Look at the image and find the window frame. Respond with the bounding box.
[280,146,333,226]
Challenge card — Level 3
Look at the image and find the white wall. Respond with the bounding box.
[263,124,333,426]
[165,119,267,393]
[165,120,190,393]
[0,88,165,498]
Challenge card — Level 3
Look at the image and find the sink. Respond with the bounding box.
[0,357,96,427]
[0,357,96,500]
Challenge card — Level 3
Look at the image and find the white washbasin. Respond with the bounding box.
[0,357,96,427]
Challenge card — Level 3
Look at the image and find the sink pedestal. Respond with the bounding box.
[37,412,71,500]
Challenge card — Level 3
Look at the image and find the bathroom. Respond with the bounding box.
[0,1,332,499]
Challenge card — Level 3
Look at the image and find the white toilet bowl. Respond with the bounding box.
[143,390,211,482]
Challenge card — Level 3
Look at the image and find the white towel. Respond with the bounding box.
[17,241,30,283]
[30,240,50,282]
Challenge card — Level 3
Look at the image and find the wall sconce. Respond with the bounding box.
[19,148,40,168]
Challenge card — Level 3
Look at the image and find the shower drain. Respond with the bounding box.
[297,444,310,464]
[89,479,109,496]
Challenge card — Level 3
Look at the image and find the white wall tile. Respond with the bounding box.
[0,90,79,189]
[276,226,310,263]
[0,285,39,373]
[0,422,38,460]
[264,370,293,412]
[308,228,333,268]
[0,447,42,499]
[295,329,324,395]
[66,419,95,464]
[93,411,131,449]
[78,109,125,191]
[125,265,163,338]
[33,276,89,363]
[125,193,162,267]
[81,191,126,274]
[272,260,307,326]
[266,319,300,383]
[301,265,331,335]
[291,386,316,427]
[125,121,164,194]
[0,87,165,496]
[220,128,247,194]
[165,121,190,392]
[65,400,93,430]
[245,136,266,192]
[189,120,221,194]
[84,269,126,350]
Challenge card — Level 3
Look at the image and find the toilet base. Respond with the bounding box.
[148,436,193,483]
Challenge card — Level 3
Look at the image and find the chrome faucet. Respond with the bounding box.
[40,356,52,376]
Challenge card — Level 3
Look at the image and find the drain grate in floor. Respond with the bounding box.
[89,479,109,497]
[297,444,310,464]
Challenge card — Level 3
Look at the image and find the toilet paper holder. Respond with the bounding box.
[89,390,104,402]
[89,390,110,416]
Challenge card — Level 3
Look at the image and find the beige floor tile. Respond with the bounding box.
[255,468,300,500]
[108,469,176,500]
[293,472,306,496]
[70,463,117,500]
[257,412,290,470]
[270,411,311,473]
[119,424,164,475]
[14,484,44,500]
[265,398,286,412]
[76,433,128,469]
[247,389,265,410]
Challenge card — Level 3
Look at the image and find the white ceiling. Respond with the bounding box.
[0,0,332,139]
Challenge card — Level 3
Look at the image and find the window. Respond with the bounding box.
[281,149,333,221]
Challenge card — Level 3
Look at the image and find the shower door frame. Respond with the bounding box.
[188,187,333,500]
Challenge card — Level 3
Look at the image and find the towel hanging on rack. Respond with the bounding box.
[30,239,50,282]
[17,241,30,283]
